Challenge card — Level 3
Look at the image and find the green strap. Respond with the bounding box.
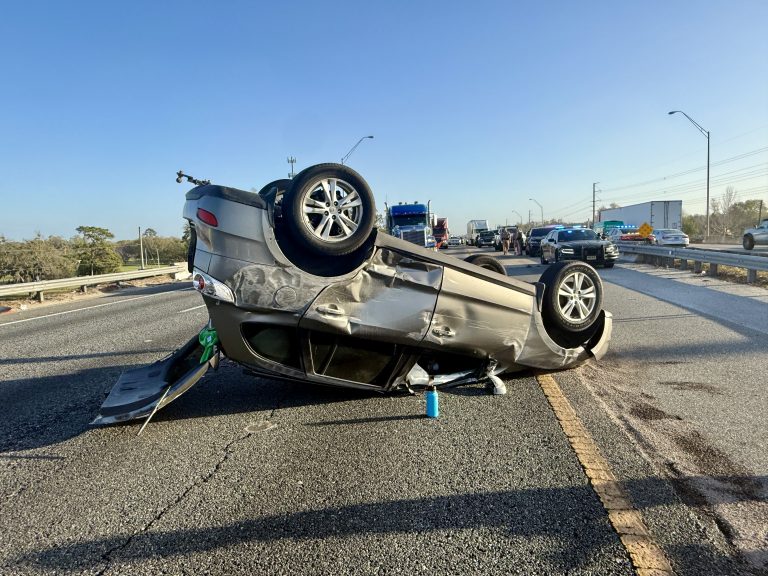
[198,327,219,364]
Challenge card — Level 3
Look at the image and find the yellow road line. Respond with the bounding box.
[536,372,675,576]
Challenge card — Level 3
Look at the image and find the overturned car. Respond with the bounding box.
[94,163,612,427]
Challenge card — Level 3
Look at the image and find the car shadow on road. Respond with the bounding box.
[15,476,763,575]
[0,360,380,453]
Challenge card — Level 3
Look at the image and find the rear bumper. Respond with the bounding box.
[92,335,218,426]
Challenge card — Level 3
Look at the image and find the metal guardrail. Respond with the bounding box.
[0,264,188,300]
[617,243,768,283]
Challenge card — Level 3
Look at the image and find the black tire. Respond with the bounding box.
[604,262,615,268]
[283,163,375,256]
[538,261,602,333]
[186,225,197,273]
[554,250,560,263]
[257,179,292,199]
[257,179,293,220]
[743,235,755,250]
[540,251,548,264]
[464,254,507,276]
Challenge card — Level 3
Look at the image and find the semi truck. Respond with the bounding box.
[466,219,491,246]
[433,217,449,249]
[598,200,683,230]
[385,202,435,248]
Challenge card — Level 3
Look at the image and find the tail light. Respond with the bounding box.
[197,208,218,227]
[192,270,235,303]
[193,273,206,291]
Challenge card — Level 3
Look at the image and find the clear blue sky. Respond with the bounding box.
[2,0,766,240]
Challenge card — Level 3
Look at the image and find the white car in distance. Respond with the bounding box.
[650,229,689,247]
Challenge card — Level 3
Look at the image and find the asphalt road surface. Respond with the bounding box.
[1,253,766,575]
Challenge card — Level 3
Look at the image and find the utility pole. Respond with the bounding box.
[592,182,598,227]
[139,226,145,270]
[287,156,296,179]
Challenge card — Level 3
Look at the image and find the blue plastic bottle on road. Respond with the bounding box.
[426,385,439,418]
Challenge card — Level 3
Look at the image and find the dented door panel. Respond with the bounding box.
[424,267,533,357]
[300,247,443,344]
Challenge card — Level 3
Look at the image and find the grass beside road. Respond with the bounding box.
[706,264,768,288]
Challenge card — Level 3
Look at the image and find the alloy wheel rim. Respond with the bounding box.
[300,177,363,242]
[556,271,596,321]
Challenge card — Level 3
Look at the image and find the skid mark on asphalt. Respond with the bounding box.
[536,373,675,576]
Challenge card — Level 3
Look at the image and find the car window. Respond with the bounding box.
[309,332,398,384]
[557,229,597,241]
[242,324,301,369]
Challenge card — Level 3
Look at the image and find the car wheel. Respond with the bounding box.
[464,254,507,275]
[539,261,602,333]
[283,163,375,256]
[743,235,755,250]
[604,262,615,268]
[257,179,292,200]
[554,250,560,263]
[257,179,293,221]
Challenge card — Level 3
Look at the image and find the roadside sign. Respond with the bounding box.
[638,222,652,237]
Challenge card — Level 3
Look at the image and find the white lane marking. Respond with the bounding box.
[0,287,193,327]
[178,305,206,313]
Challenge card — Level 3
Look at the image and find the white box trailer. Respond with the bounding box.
[466,219,490,245]
[599,200,682,230]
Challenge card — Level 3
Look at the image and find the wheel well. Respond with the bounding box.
[274,215,376,276]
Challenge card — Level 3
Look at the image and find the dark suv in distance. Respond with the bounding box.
[525,225,560,256]
[476,229,497,247]
[540,227,619,268]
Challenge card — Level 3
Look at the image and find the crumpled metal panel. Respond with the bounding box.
[424,266,533,359]
[92,336,218,425]
[228,259,332,313]
[300,248,443,343]
[513,312,591,369]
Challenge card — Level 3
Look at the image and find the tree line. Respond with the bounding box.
[0,225,189,284]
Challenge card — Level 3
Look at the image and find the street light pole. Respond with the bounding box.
[668,110,710,237]
[529,198,543,225]
[341,135,374,165]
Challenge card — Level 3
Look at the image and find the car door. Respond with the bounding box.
[756,221,768,244]
[423,264,535,357]
[298,246,443,388]
[542,230,555,259]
